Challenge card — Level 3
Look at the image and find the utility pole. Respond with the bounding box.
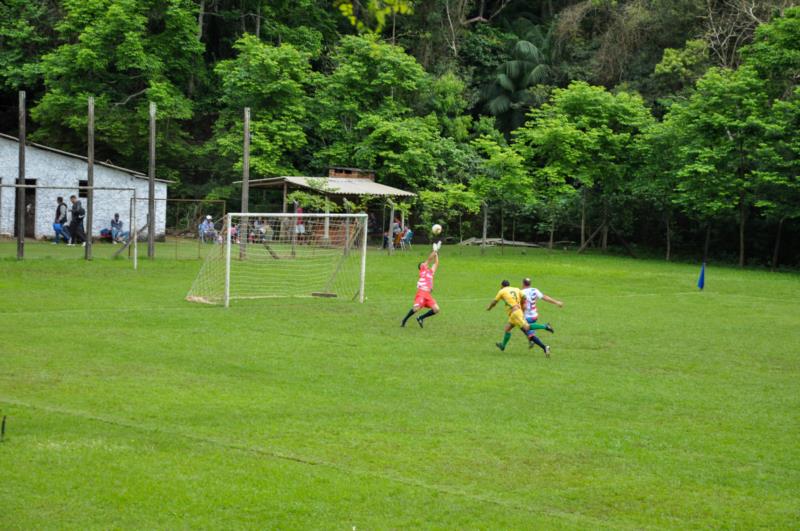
[148,102,156,258]
[85,96,95,260]
[16,91,26,260]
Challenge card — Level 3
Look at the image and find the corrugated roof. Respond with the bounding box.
[242,176,416,197]
[0,133,173,183]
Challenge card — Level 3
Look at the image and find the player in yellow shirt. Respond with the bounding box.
[486,279,544,353]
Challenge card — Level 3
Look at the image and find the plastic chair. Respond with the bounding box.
[400,230,413,250]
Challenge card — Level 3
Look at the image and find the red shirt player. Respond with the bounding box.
[401,243,441,328]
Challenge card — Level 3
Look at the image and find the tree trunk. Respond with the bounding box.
[458,213,463,243]
[580,191,586,247]
[738,195,746,267]
[391,6,396,44]
[665,211,671,261]
[255,2,261,38]
[771,216,785,272]
[511,215,515,243]
[601,201,608,252]
[703,224,711,263]
[197,0,205,39]
[500,206,504,255]
[548,222,555,249]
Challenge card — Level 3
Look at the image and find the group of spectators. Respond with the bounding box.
[383,217,412,249]
[198,213,302,244]
[52,196,129,246]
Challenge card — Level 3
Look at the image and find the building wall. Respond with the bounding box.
[0,138,167,239]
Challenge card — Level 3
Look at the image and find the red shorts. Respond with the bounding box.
[414,289,437,309]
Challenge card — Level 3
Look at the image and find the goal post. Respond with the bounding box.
[187,212,368,306]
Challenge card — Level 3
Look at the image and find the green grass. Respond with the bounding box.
[1,245,799,529]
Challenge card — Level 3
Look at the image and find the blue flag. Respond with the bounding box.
[697,262,705,290]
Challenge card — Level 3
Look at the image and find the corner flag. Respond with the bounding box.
[697,262,705,290]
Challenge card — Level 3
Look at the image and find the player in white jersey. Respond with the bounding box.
[520,277,563,356]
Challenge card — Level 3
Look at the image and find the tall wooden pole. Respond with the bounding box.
[147,102,156,258]
[16,91,26,260]
[240,107,250,260]
[85,96,95,260]
[387,200,395,255]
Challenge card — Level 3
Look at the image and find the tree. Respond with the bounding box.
[0,0,58,91]
[740,6,800,99]
[334,0,413,42]
[471,135,533,242]
[418,183,480,241]
[310,34,427,170]
[352,114,443,191]
[212,35,313,180]
[632,113,684,260]
[29,0,203,183]
[668,66,774,266]
[482,21,557,133]
[761,88,800,269]
[515,81,653,250]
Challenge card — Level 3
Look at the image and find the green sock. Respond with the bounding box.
[501,332,512,348]
[528,323,548,330]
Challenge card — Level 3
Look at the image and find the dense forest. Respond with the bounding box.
[1,0,799,267]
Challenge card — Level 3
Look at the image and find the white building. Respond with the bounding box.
[0,134,168,240]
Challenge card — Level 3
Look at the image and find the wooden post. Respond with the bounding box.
[481,201,488,255]
[282,182,287,212]
[323,194,330,240]
[240,107,250,260]
[85,96,95,260]
[147,102,156,259]
[387,200,395,255]
[291,200,298,258]
[16,91,25,260]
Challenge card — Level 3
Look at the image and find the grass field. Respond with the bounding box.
[1,244,799,529]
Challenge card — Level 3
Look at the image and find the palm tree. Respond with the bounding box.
[483,21,557,133]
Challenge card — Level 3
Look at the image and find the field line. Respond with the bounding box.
[1,396,608,527]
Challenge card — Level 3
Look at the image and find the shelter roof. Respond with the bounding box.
[239,176,416,197]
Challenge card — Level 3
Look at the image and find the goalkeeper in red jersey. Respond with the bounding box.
[401,242,442,328]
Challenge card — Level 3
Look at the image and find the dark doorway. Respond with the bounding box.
[14,178,36,238]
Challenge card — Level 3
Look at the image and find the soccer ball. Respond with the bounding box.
[431,224,443,235]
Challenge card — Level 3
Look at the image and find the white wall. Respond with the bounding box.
[0,137,167,239]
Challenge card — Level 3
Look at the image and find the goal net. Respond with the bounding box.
[186,213,367,306]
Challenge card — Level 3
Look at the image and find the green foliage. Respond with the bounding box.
[653,39,709,93]
[28,0,203,184]
[516,81,653,197]
[213,35,313,179]
[482,22,558,133]
[286,190,342,213]
[668,67,773,222]
[352,114,443,191]
[741,7,800,99]
[334,0,413,35]
[417,183,480,233]
[470,135,532,206]
[0,0,56,90]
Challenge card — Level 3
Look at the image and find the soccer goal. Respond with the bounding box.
[186,212,368,306]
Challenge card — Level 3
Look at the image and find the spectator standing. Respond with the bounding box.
[52,197,69,244]
[295,205,305,237]
[68,195,86,246]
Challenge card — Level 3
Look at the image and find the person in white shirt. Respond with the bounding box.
[520,277,563,356]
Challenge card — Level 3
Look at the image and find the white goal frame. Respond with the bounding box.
[197,212,368,307]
